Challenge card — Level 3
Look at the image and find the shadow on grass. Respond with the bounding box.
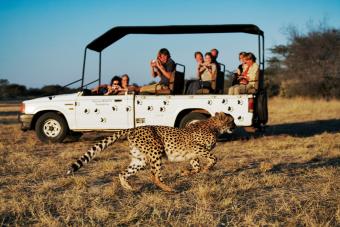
[219,119,340,141]
[0,111,18,116]
[221,156,340,178]
[265,119,340,137]
[0,111,19,125]
[0,119,19,125]
[270,156,340,173]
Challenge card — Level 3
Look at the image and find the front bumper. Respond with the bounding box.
[18,114,34,131]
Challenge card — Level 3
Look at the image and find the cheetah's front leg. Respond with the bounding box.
[181,158,200,176]
[194,146,217,173]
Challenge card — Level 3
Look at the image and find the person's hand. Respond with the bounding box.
[104,86,113,95]
[150,60,157,67]
[91,87,99,94]
[236,69,241,75]
[116,85,124,92]
[155,59,162,68]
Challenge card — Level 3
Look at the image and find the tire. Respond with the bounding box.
[179,112,208,128]
[35,112,69,143]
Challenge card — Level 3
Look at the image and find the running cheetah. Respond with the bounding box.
[66,112,235,192]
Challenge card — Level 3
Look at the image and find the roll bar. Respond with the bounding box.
[66,24,265,90]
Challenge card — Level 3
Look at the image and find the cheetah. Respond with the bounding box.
[66,112,235,192]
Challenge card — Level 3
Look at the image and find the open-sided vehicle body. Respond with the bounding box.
[19,24,268,143]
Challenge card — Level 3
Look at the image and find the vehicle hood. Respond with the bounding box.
[23,93,79,104]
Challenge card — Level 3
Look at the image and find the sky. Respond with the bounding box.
[1,0,340,88]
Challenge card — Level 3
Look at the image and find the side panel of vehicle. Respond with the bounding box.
[74,95,134,130]
[134,94,253,127]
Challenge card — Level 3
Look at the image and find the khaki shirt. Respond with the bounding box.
[201,63,217,82]
[244,62,259,87]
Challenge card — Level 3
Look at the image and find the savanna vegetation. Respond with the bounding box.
[0,79,77,100]
[265,23,340,99]
[1,98,339,226]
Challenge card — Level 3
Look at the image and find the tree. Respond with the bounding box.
[2,84,27,99]
[268,24,340,99]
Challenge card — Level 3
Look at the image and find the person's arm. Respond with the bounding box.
[207,63,217,81]
[150,60,160,78]
[92,84,108,93]
[197,64,207,80]
[238,64,249,80]
[247,63,259,82]
[196,64,202,78]
[104,85,113,95]
[155,60,174,80]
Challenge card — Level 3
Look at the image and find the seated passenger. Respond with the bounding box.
[91,76,122,95]
[228,52,259,95]
[194,51,204,77]
[232,52,247,85]
[139,48,176,93]
[210,48,221,73]
[199,52,217,88]
[186,51,204,94]
[187,52,217,94]
[119,74,139,94]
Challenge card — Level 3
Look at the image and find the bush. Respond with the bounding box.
[267,23,340,99]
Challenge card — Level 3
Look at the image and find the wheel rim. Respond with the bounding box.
[185,119,202,127]
[42,119,61,138]
[187,119,200,125]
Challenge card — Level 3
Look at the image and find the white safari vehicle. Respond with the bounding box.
[18,24,268,143]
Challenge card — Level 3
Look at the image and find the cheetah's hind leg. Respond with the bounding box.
[150,158,174,192]
[119,155,146,191]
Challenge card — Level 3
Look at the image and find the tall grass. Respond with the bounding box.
[0,98,339,226]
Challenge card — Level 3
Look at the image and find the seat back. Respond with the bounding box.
[156,63,185,95]
[215,63,225,94]
[170,63,185,94]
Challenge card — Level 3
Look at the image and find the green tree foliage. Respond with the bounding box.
[267,24,340,99]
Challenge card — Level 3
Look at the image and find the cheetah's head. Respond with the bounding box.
[214,112,236,134]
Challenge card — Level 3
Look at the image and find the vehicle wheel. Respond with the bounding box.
[179,112,208,128]
[35,112,69,143]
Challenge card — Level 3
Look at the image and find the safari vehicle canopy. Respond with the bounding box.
[65,24,265,92]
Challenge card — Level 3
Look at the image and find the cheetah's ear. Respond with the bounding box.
[220,112,227,120]
[215,112,226,120]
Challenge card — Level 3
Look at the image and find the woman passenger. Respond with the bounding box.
[199,52,217,89]
[228,52,259,95]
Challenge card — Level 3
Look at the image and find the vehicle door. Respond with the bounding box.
[75,94,134,130]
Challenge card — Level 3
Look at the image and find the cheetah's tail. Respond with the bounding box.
[66,129,129,175]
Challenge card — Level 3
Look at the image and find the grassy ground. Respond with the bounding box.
[0,98,339,226]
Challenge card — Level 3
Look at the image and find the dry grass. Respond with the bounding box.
[1,98,339,226]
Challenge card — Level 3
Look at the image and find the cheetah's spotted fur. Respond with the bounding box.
[66,112,235,191]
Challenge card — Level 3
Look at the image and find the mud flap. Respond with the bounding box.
[253,89,268,127]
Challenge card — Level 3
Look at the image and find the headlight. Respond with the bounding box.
[19,103,25,113]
